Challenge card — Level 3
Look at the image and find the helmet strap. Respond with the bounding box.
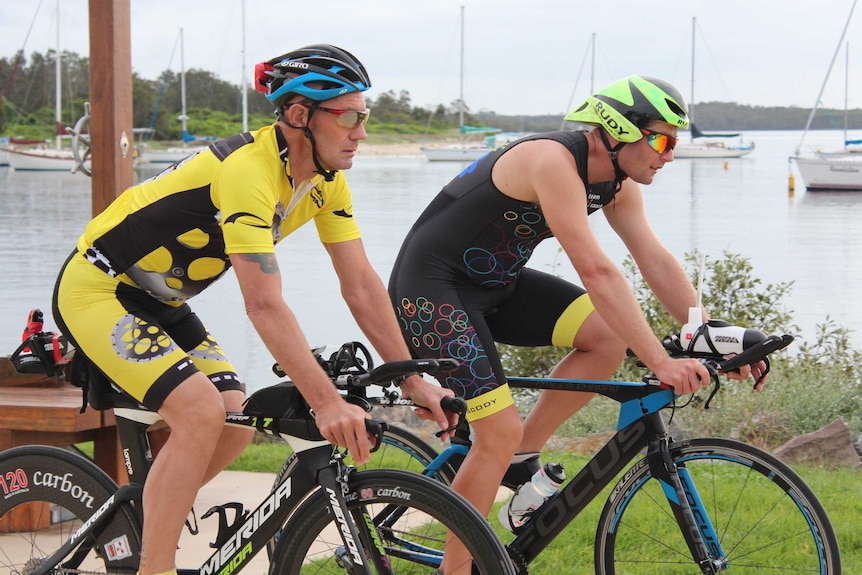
[277,102,338,182]
[598,128,628,191]
[302,103,338,182]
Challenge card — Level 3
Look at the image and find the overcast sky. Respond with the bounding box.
[1,0,860,117]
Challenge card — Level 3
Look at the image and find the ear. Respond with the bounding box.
[284,103,308,128]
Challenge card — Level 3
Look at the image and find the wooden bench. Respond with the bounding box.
[0,384,122,477]
[0,356,127,533]
[0,358,124,483]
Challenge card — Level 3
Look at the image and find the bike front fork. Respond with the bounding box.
[647,436,728,574]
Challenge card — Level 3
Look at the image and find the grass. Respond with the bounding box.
[75,436,859,573]
[490,451,859,574]
[225,439,862,573]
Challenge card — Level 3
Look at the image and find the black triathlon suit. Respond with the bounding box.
[388,131,619,421]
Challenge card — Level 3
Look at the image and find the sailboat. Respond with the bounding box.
[673,17,754,159]
[791,0,862,191]
[6,0,87,172]
[421,6,502,162]
[815,42,862,158]
[137,28,209,165]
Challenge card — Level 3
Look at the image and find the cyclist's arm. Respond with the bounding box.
[603,179,703,325]
[497,142,708,394]
[229,251,372,462]
[323,239,457,434]
[604,184,763,384]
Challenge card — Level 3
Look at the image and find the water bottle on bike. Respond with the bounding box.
[498,461,565,532]
[680,307,767,355]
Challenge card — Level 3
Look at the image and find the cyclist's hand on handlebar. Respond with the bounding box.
[314,399,372,464]
[722,357,769,391]
[399,375,459,441]
[655,357,712,395]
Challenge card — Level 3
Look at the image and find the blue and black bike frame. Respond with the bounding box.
[418,377,727,574]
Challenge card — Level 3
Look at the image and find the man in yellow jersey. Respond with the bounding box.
[53,44,456,575]
[389,75,766,574]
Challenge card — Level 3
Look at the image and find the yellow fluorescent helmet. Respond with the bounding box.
[564,75,689,143]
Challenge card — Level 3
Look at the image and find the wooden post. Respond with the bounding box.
[85,0,133,486]
[88,0,133,216]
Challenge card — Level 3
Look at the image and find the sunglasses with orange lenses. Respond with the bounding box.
[640,128,678,154]
[316,106,371,129]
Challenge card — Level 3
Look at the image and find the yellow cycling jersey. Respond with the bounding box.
[77,124,361,305]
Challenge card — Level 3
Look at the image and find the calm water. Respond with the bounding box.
[1,129,859,392]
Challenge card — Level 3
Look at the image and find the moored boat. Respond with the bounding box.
[791,6,860,191]
[5,147,86,172]
[793,155,862,191]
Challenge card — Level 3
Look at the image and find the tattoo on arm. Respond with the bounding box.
[239,253,280,274]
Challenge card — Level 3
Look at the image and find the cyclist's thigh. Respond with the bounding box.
[394,282,504,386]
[54,253,234,411]
[395,281,527,424]
[157,297,244,394]
[487,267,593,347]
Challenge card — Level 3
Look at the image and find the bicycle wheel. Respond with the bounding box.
[353,425,458,485]
[266,426,458,561]
[271,468,515,574]
[595,437,841,575]
[0,445,142,575]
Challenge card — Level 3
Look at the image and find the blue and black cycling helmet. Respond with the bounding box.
[254,44,371,109]
[564,75,688,142]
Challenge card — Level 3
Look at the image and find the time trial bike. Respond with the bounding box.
[289,331,841,574]
[0,346,517,575]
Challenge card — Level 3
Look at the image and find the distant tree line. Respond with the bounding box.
[3,49,862,141]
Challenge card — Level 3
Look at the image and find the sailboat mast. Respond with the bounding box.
[459,4,464,145]
[241,0,248,132]
[558,35,594,130]
[180,28,187,147]
[844,41,849,146]
[690,16,696,125]
[54,0,61,150]
[796,0,857,155]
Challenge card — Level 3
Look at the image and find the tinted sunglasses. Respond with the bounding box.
[316,106,372,129]
[640,128,678,154]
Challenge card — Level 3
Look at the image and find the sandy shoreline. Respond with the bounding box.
[357,141,426,157]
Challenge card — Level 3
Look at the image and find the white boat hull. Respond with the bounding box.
[138,146,205,164]
[6,147,86,172]
[421,145,492,162]
[793,156,862,191]
[815,149,862,159]
[673,143,753,159]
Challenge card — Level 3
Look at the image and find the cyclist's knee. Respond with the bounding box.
[221,388,248,412]
[575,313,627,364]
[470,405,522,458]
[159,374,226,438]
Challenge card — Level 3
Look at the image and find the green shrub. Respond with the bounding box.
[500,250,861,447]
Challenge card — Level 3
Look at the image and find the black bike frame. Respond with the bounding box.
[32,410,380,575]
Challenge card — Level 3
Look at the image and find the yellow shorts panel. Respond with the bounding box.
[551,294,595,347]
[465,383,515,422]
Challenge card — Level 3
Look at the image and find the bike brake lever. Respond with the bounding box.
[411,396,466,438]
[364,418,388,452]
[701,365,721,409]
